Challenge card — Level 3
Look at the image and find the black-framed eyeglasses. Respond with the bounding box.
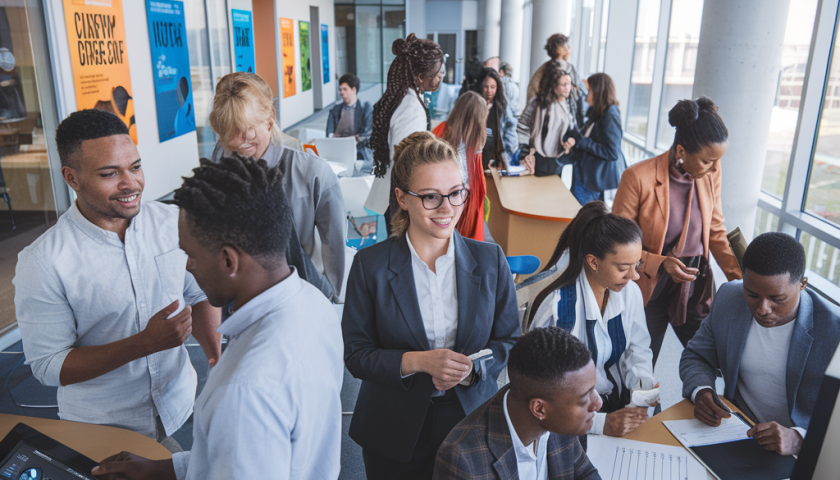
[406,188,470,210]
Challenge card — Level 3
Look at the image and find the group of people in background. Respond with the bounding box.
[8,26,840,480]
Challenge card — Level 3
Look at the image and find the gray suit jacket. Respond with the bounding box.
[343,232,521,462]
[679,280,840,430]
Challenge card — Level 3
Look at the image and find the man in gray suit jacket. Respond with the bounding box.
[680,232,840,457]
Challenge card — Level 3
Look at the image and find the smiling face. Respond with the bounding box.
[395,160,465,242]
[538,361,601,436]
[742,269,805,328]
[555,74,572,101]
[676,141,728,179]
[585,241,642,293]
[224,118,273,159]
[62,134,144,224]
[482,77,497,103]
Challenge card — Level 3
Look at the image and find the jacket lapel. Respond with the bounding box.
[786,291,814,416]
[725,300,754,399]
[388,236,432,351]
[454,233,481,353]
[696,174,713,257]
[354,103,364,132]
[488,389,518,479]
[653,153,670,249]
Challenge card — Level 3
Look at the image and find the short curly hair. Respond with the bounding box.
[174,154,292,270]
[508,327,592,401]
[743,232,806,284]
[55,109,129,169]
[544,33,569,60]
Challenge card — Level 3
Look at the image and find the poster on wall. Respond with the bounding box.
[279,17,295,98]
[231,9,254,73]
[62,0,137,144]
[321,24,329,84]
[145,0,195,143]
[299,21,311,92]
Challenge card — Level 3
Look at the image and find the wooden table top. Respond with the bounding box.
[488,167,580,222]
[623,398,748,447]
[0,414,172,462]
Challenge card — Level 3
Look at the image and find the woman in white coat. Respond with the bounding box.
[365,34,445,233]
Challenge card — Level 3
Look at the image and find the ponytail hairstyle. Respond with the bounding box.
[441,91,487,157]
[536,61,570,110]
[371,34,445,177]
[668,96,728,154]
[586,73,618,120]
[390,131,460,237]
[529,201,642,325]
[477,67,507,113]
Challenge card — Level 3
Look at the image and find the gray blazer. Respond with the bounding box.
[343,232,521,462]
[680,280,840,430]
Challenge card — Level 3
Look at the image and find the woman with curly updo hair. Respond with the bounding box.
[364,34,445,230]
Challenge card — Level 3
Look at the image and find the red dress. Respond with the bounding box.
[432,122,486,241]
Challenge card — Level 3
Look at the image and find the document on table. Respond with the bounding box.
[586,435,709,480]
[663,414,751,448]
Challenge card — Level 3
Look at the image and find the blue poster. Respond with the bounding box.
[321,24,330,84]
[146,0,195,142]
[231,9,255,73]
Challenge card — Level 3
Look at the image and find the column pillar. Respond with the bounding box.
[691,0,790,239]
[499,0,523,82]
[482,0,501,60]
[529,0,571,79]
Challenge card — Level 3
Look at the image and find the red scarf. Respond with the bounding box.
[432,122,486,241]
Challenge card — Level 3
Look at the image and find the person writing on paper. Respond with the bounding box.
[434,327,601,479]
[13,109,221,443]
[326,72,374,174]
[342,132,520,479]
[518,62,577,176]
[680,233,840,456]
[529,201,657,437]
[209,72,345,302]
[93,155,343,480]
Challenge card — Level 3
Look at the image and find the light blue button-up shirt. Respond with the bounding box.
[13,201,205,439]
[171,268,344,480]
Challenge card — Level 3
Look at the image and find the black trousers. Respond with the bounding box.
[645,289,704,367]
[362,392,466,480]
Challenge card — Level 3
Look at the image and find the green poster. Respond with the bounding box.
[299,21,311,91]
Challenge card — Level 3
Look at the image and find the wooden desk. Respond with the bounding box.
[623,398,746,447]
[484,168,580,272]
[0,414,171,462]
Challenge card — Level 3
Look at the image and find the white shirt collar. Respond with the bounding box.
[503,390,549,464]
[577,269,624,322]
[67,200,140,244]
[218,267,304,338]
[405,231,456,269]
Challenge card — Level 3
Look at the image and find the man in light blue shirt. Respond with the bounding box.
[13,109,221,441]
[94,154,344,480]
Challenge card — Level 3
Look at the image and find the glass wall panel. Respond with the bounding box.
[336,5,356,80]
[382,6,406,85]
[805,11,840,227]
[0,4,58,331]
[655,0,703,150]
[597,0,609,73]
[355,6,382,90]
[761,0,818,198]
[753,209,780,236]
[625,0,660,138]
[801,231,840,288]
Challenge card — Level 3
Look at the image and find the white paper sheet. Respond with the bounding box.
[586,435,709,480]
[663,415,751,448]
[166,297,186,319]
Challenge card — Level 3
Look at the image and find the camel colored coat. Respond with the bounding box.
[612,152,742,304]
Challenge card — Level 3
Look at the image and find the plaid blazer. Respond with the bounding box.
[434,387,601,479]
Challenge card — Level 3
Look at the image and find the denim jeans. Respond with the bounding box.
[571,182,604,205]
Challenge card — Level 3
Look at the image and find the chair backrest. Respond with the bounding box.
[506,255,541,275]
[514,264,561,334]
[339,176,373,218]
[314,137,357,171]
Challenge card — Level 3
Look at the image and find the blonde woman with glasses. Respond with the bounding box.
[209,72,345,302]
[342,131,520,479]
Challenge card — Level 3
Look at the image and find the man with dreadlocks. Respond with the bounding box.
[94,155,344,480]
[365,33,445,231]
[13,109,221,444]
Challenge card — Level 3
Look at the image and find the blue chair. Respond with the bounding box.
[506,255,541,276]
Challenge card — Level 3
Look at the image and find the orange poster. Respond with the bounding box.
[63,0,137,143]
[280,17,296,98]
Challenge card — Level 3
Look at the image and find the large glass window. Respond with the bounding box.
[335,1,405,93]
[625,0,661,138]
[761,0,819,198]
[596,0,610,73]
[805,10,840,226]
[655,0,704,150]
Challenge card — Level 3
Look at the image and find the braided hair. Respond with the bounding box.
[174,155,292,269]
[371,34,444,177]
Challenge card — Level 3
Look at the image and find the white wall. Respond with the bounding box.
[407,0,427,40]
[44,0,203,201]
[275,0,337,129]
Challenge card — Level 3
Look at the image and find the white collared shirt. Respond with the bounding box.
[531,265,655,434]
[172,269,344,480]
[13,201,204,439]
[504,390,549,480]
[406,232,459,352]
